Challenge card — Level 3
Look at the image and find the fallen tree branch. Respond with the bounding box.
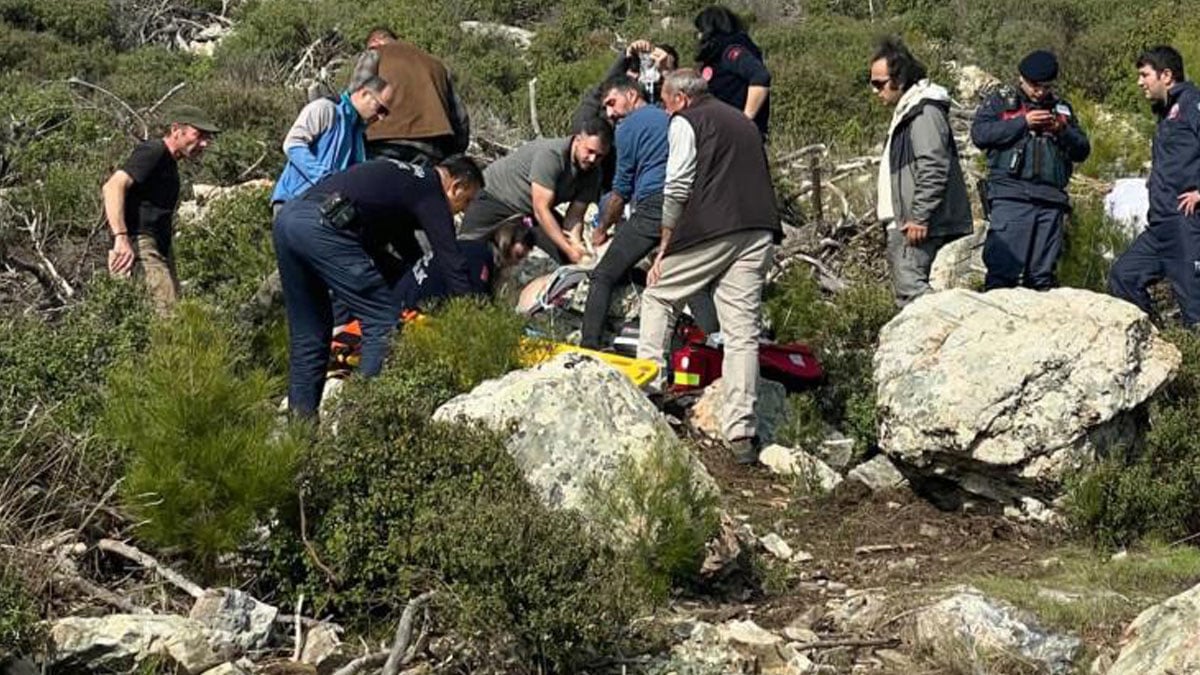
[276,614,344,632]
[292,593,305,662]
[528,78,542,138]
[146,81,188,118]
[97,538,205,599]
[330,652,387,675]
[382,591,436,675]
[794,636,901,650]
[854,543,918,556]
[298,490,340,587]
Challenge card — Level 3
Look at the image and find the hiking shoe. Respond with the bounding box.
[729,436,761,465]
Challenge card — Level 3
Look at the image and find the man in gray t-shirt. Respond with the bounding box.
[459,118,612,263]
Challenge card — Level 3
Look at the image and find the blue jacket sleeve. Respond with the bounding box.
[286,145,327,188]
[970,97,1028,150]
[411,189,472,296]
[610,123,636,201]
[725,46,771,86]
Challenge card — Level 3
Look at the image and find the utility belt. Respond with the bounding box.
[302,191,360,232]
[988,135,1072,189]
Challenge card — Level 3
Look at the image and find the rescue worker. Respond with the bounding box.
[972,50,1091,290]
[392,219,536,313]
[637,69,781,465]
[102,105,218,314]
[870,37,973,305]
[350,28,470,166]
[273,156,484,417]
[457,117,612,264]
[694,5,771,137]
[270,76,392,213]
[1109,46,1200,326]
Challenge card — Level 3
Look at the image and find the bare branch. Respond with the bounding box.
[528,78,542,138]
[382,591,436,675]
[146,82,188,118]
[66,77,148,140]
[97,538,205,599]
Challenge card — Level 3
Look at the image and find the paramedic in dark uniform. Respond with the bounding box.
[971,50,1090,290]
[1109,46,1200,326]
[693,5,771,138]
[273,155,484,416]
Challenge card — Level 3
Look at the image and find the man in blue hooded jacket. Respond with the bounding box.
[270,76,392,211]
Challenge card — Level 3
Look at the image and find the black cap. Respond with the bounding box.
[1019,50,1059,84]
[168,105,220,134]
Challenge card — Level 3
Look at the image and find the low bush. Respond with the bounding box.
[1065,329,1200,548]
[585,437,720,604]
[175,184,276,310]
[397,296,527,393]
[765,267,896,452]
[1058,195,1130,293]
[0,569,42,659]
[103,301,301,568]
[262,359,642,672]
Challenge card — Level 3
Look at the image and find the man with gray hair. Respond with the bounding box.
[637,68,781,464]
[270,76,392,210]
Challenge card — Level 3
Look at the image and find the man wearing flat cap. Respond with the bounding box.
[971,50,1090,290]
[102,105,219,313]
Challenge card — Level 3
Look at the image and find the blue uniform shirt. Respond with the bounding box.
[1149,82,1200,224]
[611,104,669,205]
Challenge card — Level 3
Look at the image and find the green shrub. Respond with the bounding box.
[585,438,720,603]
[1072,95,1152,179]
[175,184,276,309]
[0,569,41,659]
[264,360,641,671]
[1065,329,1200,548]
[398,296,527,393]
[765,268,895,451]
[103,301,301,567]
[1058,196,1130,292]
[0,0,114,43]
[776,392,826,450]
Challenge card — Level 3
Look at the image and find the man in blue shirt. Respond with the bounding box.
[270,76,392,211]
[1109,46,1200,326]
[580,75,670,349]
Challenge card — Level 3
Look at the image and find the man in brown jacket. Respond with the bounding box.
[637,69,781,464]
[350,28,470,166]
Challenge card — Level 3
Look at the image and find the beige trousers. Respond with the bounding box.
[637,229,774,441]
[133,233,180,314]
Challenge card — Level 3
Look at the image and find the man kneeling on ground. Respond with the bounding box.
[457,117,612,264]
[273,155,483,417]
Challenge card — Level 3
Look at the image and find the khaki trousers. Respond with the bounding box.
[133,233,180,314]
[637,229,774,441]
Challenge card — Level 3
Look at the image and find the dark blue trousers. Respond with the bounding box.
[983,199,1066,290]
[1108,217,1200,327]
[273,200,399,416]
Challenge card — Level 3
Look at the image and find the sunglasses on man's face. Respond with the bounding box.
[870,78,892,91]
[370,92,390,117]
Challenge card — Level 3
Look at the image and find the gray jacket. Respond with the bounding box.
[888,98,973,238]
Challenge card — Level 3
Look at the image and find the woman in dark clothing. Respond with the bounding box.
[694,5,772,137]
[391,218,536,312]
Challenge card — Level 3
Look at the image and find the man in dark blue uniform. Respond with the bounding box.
[1109,46,1200,326]
[273,156,484,416]
[971,50,1090,290]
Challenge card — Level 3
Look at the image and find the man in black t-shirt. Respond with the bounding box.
[272,155,484,417]
[102,106,219,313]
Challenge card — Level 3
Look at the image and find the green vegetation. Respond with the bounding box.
[398,296,528,392]
[973,543,1200,636]
[1065,329,1200,549]
[766,267,897,453]
[103,301,301,568]
[585,437,720,603]
[0,569,42,659]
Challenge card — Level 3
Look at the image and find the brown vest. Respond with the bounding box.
[668,95,780,256]
[366,41,455,142]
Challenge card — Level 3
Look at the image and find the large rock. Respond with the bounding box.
[876,288,1179,501]
[758,444,843,492]
[690,377,788,443]
[1108,582,1200,675]
[929,225,986,292]
[847,455,908,492]
[433,352,714,511]
[48,615,228,674]
[914,588,1080,674]
[189,588,277,651]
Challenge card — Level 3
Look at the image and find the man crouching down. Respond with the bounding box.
[273,156,484,417]
[636,69,781,465]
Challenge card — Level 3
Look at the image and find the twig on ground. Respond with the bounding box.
[97,538,205,599]
[794,637,901,650]
[292,593,306,661]
[854,544,918,556]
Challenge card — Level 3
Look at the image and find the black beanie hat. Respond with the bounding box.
[1019,50,1059,83]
